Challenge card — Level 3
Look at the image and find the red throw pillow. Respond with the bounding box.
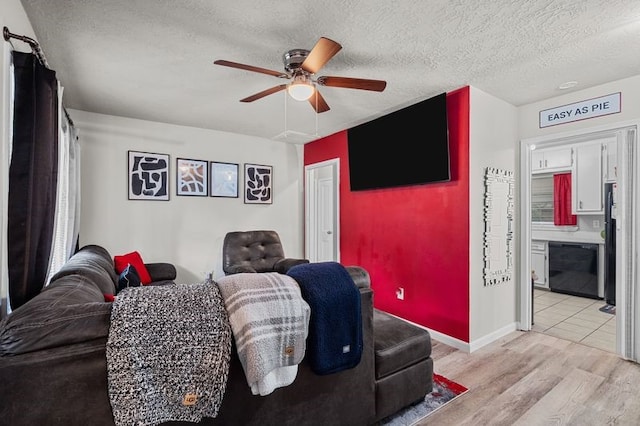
[114,251,152,284]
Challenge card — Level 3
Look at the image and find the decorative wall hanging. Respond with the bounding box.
[128,151,170,201]
[176,158,208,197]
[244,163,272,204]
[483,167,514,286]
[210,161,239,198]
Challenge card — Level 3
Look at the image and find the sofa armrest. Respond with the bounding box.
[273,258,310,274]
[345,266,371,290]
[145,263,176,283]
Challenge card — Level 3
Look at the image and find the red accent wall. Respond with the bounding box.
[304,87,470,342]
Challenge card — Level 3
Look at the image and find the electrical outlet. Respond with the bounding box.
[593,220,600,228]
[396,287,405,300]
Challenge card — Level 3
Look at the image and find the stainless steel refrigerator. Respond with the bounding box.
[604,182,616,306]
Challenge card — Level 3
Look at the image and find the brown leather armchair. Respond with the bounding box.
[222,230,309,275]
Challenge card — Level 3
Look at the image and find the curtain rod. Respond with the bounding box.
[3,26,49,67]
[3,26,74,127]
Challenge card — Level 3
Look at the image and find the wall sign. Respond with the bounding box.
[539,92,621,128]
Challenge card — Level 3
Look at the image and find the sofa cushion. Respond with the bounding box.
[373,309,432,379]
[0,274,112,355]
[114,251,152,284]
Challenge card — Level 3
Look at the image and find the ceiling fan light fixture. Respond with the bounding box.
[288,74,314,101]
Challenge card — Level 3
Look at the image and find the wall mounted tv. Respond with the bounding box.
[347,92,450,191]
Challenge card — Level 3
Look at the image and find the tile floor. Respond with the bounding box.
[532,287,616,353]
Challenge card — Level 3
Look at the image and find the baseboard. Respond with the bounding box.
[380,311,518,354]
[468,322,518,352]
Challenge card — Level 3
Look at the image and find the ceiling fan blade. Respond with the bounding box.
[214,60,287,78]
[308,89,330,113]
[317,76,387,92]
[240,84,288,102]
[301,37,342,74]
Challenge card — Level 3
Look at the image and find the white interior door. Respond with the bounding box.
[305,159,339,263]
[317,176,335,261]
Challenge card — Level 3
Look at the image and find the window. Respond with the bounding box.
[531,174,554,223]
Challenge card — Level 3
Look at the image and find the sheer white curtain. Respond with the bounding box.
[46,84,80,283]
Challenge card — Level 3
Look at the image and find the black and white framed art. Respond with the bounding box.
[128,150,170,200]
[244,163,272,204]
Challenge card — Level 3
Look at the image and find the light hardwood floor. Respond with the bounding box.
[417,331,640,425]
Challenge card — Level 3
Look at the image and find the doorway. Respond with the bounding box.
[520,121,638,362]
[304,158,340,263]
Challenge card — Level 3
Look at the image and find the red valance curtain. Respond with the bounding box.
[554,173,577,226]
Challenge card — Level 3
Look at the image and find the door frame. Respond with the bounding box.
[304,158,340,263]
[519,119,639,361]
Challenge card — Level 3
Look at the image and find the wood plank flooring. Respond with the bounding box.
[416,331,640,425]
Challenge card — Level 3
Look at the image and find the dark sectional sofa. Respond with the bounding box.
[0,244,433,425]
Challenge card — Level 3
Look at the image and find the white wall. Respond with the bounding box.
[469,86,519,347]
[519,75,640,139]
[71,109,304,284]
[1,0,40,309]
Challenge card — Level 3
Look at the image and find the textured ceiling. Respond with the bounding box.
[17,0,640,144]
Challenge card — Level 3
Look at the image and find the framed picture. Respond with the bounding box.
[244,163,272,204]
[128,150,170,200]
[210,161,239,198]
[176,158,208,196]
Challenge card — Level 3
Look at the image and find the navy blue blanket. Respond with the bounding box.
[287,262,362,375]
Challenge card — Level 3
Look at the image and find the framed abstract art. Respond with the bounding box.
[128,151,170,200]
[176,158,208,196]
[244,163,272,204]
[210,161,239,198]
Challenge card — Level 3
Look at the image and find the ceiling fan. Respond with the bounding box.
[213,37,387,113]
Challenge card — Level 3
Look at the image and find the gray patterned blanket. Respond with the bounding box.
[106,283,232,426]
[216,272,310,396]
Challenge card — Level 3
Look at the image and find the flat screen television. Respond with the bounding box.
[347,92,450,191]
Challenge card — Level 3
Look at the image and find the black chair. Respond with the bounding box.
[222,230,309,275]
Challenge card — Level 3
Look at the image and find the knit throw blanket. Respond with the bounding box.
[216,272,310,396]
[287,262,362,375]
[106,283,232,426]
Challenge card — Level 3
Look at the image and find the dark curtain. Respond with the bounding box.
[553,172,577,226]
[7,52,59,310]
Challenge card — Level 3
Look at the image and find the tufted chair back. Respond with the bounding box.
[222,230,309,275]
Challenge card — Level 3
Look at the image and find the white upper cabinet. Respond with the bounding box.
[572,141,603,214]
[531,147,573,173]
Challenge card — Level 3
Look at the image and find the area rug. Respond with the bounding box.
[378,373,469,426]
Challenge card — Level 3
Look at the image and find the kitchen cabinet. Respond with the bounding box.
[603,137,618,183]
[531,240,548,288]
[532,147,573,173]
[572,141,603,214]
